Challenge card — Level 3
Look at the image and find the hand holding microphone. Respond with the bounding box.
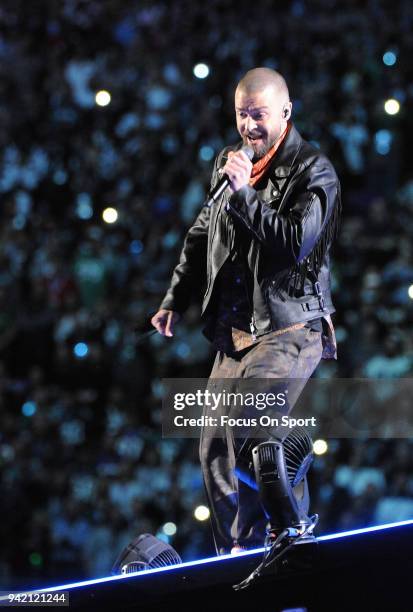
[206,145,254,207]
[150,145,254,341]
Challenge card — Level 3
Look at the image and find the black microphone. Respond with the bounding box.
[206,145,254,207]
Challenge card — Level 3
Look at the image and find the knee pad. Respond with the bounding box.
[252,427,314,532]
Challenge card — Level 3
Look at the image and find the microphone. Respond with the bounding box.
[206,145,254,207]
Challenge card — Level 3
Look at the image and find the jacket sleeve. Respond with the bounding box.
[226,157,340,270]
[159,156,222,314]
[159,204,210,314]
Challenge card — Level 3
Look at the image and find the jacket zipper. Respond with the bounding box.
[249,314,257,342]
[239,239,258,342]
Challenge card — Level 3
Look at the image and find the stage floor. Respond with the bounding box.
[1,520,412,611]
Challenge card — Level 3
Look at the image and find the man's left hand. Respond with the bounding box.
[222,150,253,192]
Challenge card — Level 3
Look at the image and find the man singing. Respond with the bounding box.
[151,67,340,555]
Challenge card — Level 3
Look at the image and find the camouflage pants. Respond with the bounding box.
[199,326,323,554]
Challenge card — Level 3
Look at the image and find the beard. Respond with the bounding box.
[243,128,282,161]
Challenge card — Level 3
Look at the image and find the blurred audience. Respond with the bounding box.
[0,0,412,587]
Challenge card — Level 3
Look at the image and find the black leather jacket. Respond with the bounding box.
[160,123,341,338]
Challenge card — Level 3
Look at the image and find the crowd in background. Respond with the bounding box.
[0,0,412,587]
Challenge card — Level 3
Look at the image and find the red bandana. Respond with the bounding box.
[249,122,290,187]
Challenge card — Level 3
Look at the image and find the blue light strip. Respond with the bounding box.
[6,519,413,596]
[317,518,413,541]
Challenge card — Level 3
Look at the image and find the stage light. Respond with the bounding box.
[408,285,413,299]
[112,534,182,576]
[22,401,37,417]
[194,505,210,521]
[384,99,400,115]
[74,342,88,358]
[95,90,111,106]
[383,51,397,66]
[313,439,328,455]
[102,207,118,223]
[193,63,209,79]
[162,522,177,536]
